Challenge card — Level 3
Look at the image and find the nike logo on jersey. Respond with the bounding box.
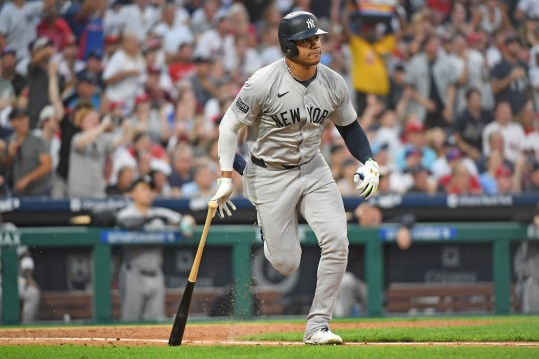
[277,91,289,98]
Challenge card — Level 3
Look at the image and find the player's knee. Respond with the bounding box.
[322,234,349,258]
[271,256,301,276]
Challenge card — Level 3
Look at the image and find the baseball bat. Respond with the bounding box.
[168,200,219,346]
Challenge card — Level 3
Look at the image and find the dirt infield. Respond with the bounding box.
[1,319,538,347]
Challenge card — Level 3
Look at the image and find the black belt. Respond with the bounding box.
[251,154,308,170]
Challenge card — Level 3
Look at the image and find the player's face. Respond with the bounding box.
[293,35,322,66]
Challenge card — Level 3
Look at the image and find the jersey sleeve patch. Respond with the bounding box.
[236,97,250,114]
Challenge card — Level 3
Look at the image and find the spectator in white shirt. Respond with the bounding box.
[515,0,539,22]
[190,0,220,36]
[153,3,194,60]
[482,101,526,164]
[0,0,54,64]
[194,10,235,72]
[103,32,147,111]
[117,0,160,43]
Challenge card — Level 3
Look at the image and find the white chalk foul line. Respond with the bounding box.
[1,338,539,347]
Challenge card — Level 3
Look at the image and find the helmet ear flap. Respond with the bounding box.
[279,37,298,58]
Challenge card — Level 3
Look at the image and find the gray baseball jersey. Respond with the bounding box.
[228,58,356,339]
[228,58,356,168]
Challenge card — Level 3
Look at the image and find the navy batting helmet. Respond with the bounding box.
[278,11,328,58]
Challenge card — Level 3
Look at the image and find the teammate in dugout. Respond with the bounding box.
[116,175,195,321]
[211,12,380,345]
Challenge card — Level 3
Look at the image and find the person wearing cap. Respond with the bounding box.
[18,246,40,323]
[103,31,147,111]
[81,49,105,90]
[340,4,397,117]
[490,34,530,117]
[395,117,437,171]
[0,48,26,98]
[26,36,57,129]
[439,159,483,195]
[65,71,100,111]
[0,108,52,196]
[115,175,196,321]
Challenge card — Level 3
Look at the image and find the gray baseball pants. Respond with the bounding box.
[243,153,349,339]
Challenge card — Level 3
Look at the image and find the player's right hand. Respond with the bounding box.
[211,178,236,219]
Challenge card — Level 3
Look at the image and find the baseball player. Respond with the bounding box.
[116,175,195,321]
[211,12,379,344]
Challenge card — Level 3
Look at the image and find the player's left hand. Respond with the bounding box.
[210,177,237,219]
[354,158,379,200]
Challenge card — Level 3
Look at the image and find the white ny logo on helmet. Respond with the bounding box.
[306,19,315,29]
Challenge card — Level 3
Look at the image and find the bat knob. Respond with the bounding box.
[208,200,219,209]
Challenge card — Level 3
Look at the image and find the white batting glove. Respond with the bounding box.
[354,158,380,200]
[210,178,236,219]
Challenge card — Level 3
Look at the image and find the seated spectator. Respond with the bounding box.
[453,88,494,162]
[168,43,196,86]
[1,108,52,196]
[407,165,440,194]
[396,119,437,172]
[149,159,172,197]
[337,157,360,196]
[128,131,169,164]
[439,160,483,195]
[129,93,171,145]
[168,145,194,197]
[482,101,526,164]
[65,71,101,111]
[180,158,217,200]
[431,147,479,181]
[0,48,26,99]
[106,164,135,196]
[480,151,512,195]
[514,153,539,192]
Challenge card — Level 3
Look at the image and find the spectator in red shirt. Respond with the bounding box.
[37,6,75,51]
[168,42,196,86]
[439,160,483,194]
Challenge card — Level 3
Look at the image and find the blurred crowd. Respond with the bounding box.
[0,0,538,202]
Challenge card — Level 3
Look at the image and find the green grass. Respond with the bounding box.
[246,317,539,342]
[0,345,538,359]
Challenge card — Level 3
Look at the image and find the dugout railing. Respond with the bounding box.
[0,223,533,324]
